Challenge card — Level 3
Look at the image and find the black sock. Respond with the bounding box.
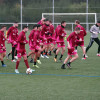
[34,62,36,65]
[83,54,85,58]
[62,64,65,66]
[45,52,47,55]
[68,61,71,65]
[8,53,11,56]
[60,54,63,59]
[55,55,57,58]
[15,50,17,56]
[12,47,15,60]
[37,57,40,60]
[1,61,4,65]
[41,51,43,55]
[27,56,29,58]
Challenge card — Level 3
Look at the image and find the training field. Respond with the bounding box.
[0,32,100,100]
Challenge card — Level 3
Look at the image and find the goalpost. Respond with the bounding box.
[42,13,97,31]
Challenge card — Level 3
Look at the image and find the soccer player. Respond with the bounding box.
[0,25,7,67]
[86,21,100,56]
[75,20,87,59]
[15,26,30,73]
[7,22,19,62]
[54,21,67,62]
[27,24,37,63]
[61,27,80,69]
[41,19,52,58]
[33,24,43,68]
[38,17,46,26]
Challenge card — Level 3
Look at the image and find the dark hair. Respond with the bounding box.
[75,20,80,24]
[97,21,100,23]
[44,18,49,22]
[75,27,80,31]
[33,24,37,29]
[37,24,41,28]
[61,21,66,25]
[1,25,6,29]
[14,21,18,24]
[23,25,28,29]
[49,20,52,23]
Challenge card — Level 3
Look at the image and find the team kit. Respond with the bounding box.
[0,18,100,74]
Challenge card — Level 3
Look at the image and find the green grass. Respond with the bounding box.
[0,32,100,100]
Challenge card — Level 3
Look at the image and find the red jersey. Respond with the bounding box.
[29,29,36,47]
[37,20,43,26]
[7,26,18,43]
[56,25,66,42]
[0,30,6,49]
[67,32,78,48]
[17,31,28,51]
[75,24,87,41]
[41,24,52,40]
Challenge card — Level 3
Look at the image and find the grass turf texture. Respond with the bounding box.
[0,32,100,100]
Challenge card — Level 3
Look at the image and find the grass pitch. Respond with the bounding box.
[0,32,100,100]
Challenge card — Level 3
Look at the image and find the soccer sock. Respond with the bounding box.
[68,61,71,65]
[16,61,20,69]
[8,53,11,56]
[83,54,85,58]
[60,54,63,59]
[37,57,40,60]
[55,55,57,58]
[34,62,36,65]
[24,60,30,68]
[45,52,47,55]
[1,61,4,65]
[12,47,15,60]
[15,50,17,56]
[41,51,43,55]
[62,64,65,66]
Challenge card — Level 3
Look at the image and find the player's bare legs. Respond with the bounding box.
[81,46,86,59]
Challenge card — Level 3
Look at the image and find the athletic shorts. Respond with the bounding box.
[29,46,35,51]
[68,48,77,55]
[57,42,65,47]
[35,46,40,53]
[17,50,27,58]
[0,48,6,53]
[44,39,52,45]
[52,41,56,45]
[76,41,84,47]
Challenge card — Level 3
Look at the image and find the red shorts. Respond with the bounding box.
[35,46,40,53]
[76,41,84,47]
[68,48,77,55]
[17,50,27,58]
[52,41,56,45]
[0,48,6,53]
[57,42,65,47]
[29,46,35,51]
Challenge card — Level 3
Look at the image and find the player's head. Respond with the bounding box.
[14,22,18,28]
[0,25,6,31]
[44,19,50,25]
[75,20,80,25]
[96,21,100,26]
[33,24,37,30]
[75,27,80,34]
[61,21,66,28]
[37,24,42,31]
[41,17,46,24]
[23,25,28,32]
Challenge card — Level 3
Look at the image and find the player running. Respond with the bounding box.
[15,26,32,73]
[75,20,87,59]
[54,21,67,62]
[0,25,7,67]
[86,21,100,57]
[61,27,80,69]
[7,22,19,62]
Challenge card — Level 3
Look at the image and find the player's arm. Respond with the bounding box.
[7,27,12,38]
[90,26,98,34]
